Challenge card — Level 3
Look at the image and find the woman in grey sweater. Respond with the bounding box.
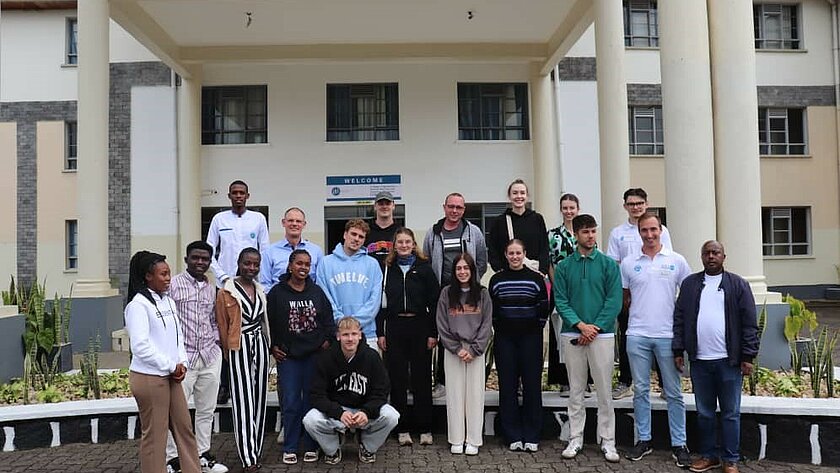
[435,253,493,456]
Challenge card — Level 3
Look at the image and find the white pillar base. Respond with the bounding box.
[72,280,118,298]
[745,275,782,304]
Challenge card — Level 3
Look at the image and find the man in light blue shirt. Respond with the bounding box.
[260,207,324,292]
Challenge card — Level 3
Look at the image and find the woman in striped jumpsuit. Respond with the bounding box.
[216,247,271,472]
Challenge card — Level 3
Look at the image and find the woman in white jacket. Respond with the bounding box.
[125,251,200,473]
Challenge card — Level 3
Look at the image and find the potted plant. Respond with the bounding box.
[782,294,818,376]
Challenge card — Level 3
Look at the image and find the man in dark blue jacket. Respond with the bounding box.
[672,240,759,473]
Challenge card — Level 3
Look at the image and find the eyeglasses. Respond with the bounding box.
[445,205,465,210]
[624,201,646,207]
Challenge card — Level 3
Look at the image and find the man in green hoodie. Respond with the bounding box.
[554,214,622,463]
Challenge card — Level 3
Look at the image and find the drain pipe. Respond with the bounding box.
[829,0,840,284]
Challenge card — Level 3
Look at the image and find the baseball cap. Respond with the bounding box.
[374,191,395,202]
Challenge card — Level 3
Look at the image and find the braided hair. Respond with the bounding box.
[127,250,166,307]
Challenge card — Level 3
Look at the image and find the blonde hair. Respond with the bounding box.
[337,316,361,332]
[384,227,428,266]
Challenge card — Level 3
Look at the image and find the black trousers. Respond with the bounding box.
[386,317,434,433]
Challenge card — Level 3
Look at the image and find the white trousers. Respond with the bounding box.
[165,355,222,461]
[443,349,486,447]
[562,336,615,446]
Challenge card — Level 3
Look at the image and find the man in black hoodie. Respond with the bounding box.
[303,316,399,465]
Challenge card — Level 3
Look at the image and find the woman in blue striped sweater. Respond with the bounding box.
[488,239,551,453]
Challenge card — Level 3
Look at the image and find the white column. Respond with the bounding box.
[75,0,116,297]
[594,0,631,232]
[707,0,777,301]
[530,64,561,227]
[659,0,717,270]
[176,64,203,271]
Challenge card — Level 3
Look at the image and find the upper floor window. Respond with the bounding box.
[754,4,800,50]
[458,83,530,141]
[65,121,77,170]
[66,220,78,270]
[628,106,664,155]
[758,108,807,155]
[326,83,399,142]
[201,85,267,145]
[66,18,78,65]
[762,207,810,256]
[623,0,659,47]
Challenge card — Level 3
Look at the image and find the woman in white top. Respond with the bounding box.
[125,251,200,473]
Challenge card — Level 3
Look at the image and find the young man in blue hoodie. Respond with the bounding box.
[316,219,383,351]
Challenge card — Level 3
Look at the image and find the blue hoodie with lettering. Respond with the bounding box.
[316,243,383,340]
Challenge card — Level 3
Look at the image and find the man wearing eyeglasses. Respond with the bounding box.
[423,192,488,398]
[606,188,673,400]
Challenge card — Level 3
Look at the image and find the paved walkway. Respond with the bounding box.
[1,433,837,473]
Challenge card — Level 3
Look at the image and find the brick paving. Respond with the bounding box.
[1,433,837,473]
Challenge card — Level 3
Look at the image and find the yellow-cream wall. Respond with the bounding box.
[0,123,17,285]
[36,121,77,297]
[629,106,840,286]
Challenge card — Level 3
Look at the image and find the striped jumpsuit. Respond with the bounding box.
[228,281,270,468]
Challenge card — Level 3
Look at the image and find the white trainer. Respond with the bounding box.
[561,438,583,459]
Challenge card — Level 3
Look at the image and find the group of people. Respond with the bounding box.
[123,179,759,473]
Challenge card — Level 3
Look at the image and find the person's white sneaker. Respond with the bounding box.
[450,443,464,454]
[432,384,447,399]
[419,432,433,445]
[509,441,523,452]
[199,453,228,473]
[464,443,479,455]
[561,438,583,459]
[523,443,539,452]
[602,443,620,463]
[398,432,413,446]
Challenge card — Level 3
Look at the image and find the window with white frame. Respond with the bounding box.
[326,83,399,142]
[758,108,807,155]
[66,220,78,270]
[66,18,78,65]
[65,121,77,170]
[754,4,800,50]
[762,207,810,256]
[623,0,659,47]
[628,106,664,155]
[457,83,530,141]
[201,85,268,145]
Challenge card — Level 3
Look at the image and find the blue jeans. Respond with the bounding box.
[626,336,686,446]
[277,356,316,453]
[690,358,742,463]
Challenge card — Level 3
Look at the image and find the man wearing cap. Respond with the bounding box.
[365,191,400,267]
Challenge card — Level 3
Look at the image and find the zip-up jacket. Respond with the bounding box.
[422,218,488,283]
[310,341,391,420]
[488,209,550,274]
[489,267,551,335]
[215,278,270,352]
[672,270,760,366]
[375,258,440,338]
[554,248,622,334]
[267,274,335,360]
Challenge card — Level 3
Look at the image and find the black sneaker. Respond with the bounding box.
[324,449,342,465]
[166,458,181,473]
[672,445,691,469]
[358,442,376,463]
[625,440,653,461]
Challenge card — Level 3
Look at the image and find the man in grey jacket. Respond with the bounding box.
[423,193,488,286]
[423,192,488,397]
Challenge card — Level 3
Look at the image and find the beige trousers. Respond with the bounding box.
[443,350,486,447]
[562,336,616,446]
[130,371,200,473]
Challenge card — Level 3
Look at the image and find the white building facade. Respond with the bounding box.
[1,0,839,309]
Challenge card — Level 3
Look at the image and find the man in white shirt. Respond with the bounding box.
[206,180,271,287]
[619,213,691,468]
[205,180,270,404]
[606,188,672,399]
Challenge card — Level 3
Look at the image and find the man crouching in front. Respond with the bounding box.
[303,316,399,464]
